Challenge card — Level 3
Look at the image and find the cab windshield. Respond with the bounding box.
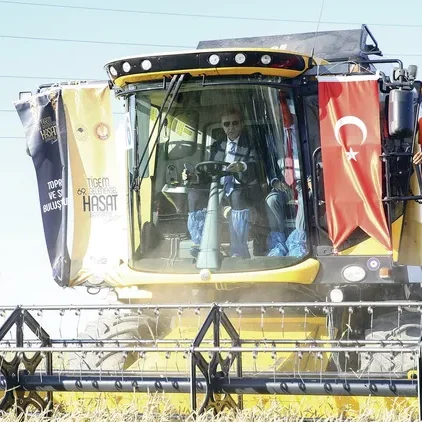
[129,80,308,273]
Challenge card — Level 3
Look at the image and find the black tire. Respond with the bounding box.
[66,311,171,371]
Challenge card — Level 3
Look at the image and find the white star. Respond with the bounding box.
[345,147,359,161]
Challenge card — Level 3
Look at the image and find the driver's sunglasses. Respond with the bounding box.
[222,120,240,128]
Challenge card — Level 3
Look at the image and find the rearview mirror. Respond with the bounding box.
[388,89,414,139]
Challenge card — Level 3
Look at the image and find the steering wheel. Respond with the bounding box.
[195,161,230,177]
[195,160,248,186]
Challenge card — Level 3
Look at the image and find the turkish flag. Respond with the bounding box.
[318,75,391,251]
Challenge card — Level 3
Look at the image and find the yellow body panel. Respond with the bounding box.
[398,136,422,266]
[111,258,320,287]
[338,217,402,261]
[398,171,422,265]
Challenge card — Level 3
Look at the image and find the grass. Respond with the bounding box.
[0,394,418,422]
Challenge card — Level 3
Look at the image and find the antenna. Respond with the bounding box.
[311,0,326,71]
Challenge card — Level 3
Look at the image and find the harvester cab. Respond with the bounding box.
[9,24,422,418]
[15,25,422,301]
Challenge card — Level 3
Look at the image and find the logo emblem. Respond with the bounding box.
[95,122,110,140]
[367,257,380,271]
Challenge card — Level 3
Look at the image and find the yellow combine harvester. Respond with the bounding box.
[3,24,422,419]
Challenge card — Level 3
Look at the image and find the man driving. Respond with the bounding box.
[183,106,257,258]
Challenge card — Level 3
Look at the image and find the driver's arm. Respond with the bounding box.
[241,146,259,184]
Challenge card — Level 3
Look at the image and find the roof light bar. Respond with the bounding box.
[105,49,307,83]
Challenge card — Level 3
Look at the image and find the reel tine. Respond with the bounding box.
[271,344,277,383]
[35,309,43,340]
[296,350,304,386]
[101,348,106,381]
[195,307,201,330]
[39,351,45,384]
[175,340,180,374]
[141,350,146,382]
[236,307,242,337]
[260,306,266,340]
[114,307,121,341]
[347,306,354,341]
[398,305,402,332]
[58,351,64,382]
[279,307,285,338]
[165,351,170,382]
[59,308,65,340]
[318,351,323,384]
[183,349,189,381]
[96,308,103,340]
[121,350,127,382]
[368,306,374,337]
[79,350,83,382]
[412,350,418,382]
[154,308,160,340]
[253,347,258,374]
[304,306,309,339]
[177,307,183,339]
[75,308,81,338]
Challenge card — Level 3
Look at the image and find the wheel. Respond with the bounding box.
[66,310,171,371]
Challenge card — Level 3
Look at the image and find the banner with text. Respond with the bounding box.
[15,83,126,287]
[15,89,70,286]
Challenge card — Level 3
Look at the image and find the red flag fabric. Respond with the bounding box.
[318,75,391,252]
[280,95,295,187]
[418,117,422,145]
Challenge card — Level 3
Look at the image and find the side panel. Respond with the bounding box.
[398,117,422,266]
[398,172,422,266]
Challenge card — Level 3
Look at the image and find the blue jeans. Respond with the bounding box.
[265,190,288,233]
[265,184,305,234]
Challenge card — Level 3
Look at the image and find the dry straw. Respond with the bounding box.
[0,393,418,421]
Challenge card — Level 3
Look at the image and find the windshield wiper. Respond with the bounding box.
[131,73,186,191]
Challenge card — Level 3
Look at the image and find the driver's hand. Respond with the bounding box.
[182,168,190,181]
[273,180,289,193]
[414,151,422,165]
[273,180,293,199]
[227,161,246,173]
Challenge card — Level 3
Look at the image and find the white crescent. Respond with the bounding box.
[334,116,367,146]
